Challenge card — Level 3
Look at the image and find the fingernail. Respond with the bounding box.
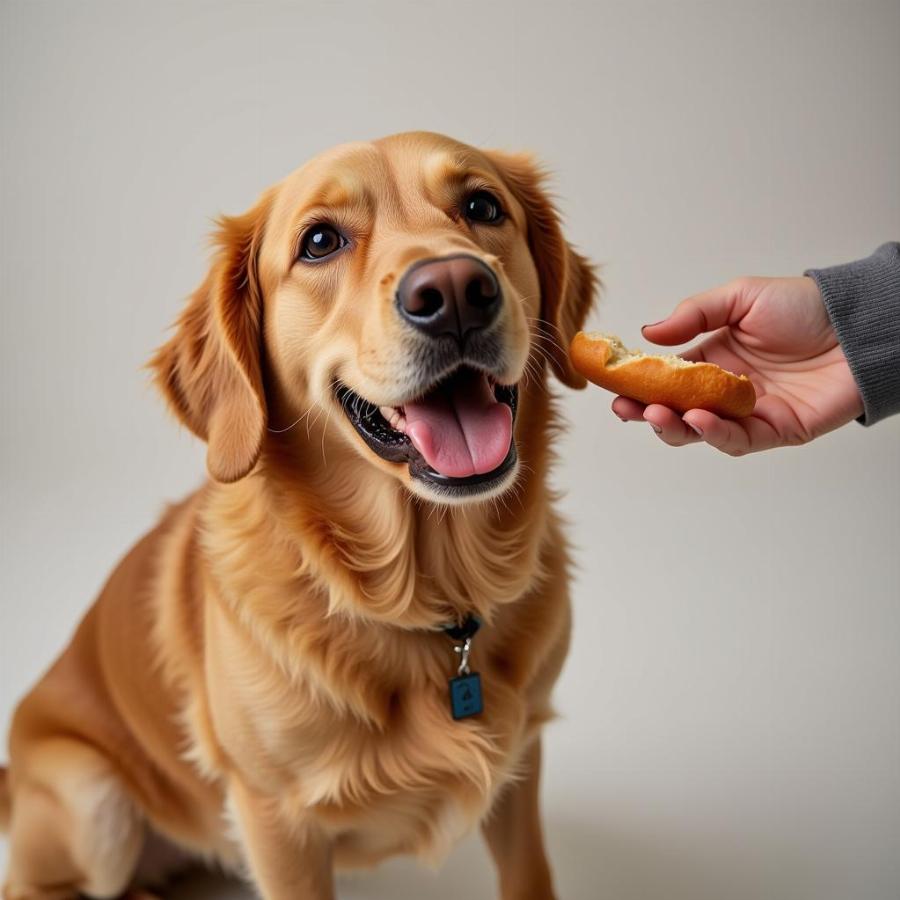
[686,421,703,436]
[642,320,665,331]
[649,423,662,434]
[618,416,628,423]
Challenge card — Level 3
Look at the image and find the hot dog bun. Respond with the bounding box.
[570,331,756,418]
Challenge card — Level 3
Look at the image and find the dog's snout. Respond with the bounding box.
[396,254,501,340]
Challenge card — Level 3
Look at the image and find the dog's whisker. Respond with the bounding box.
[523,317,569,357]
[306,403,327,440]
[521,356,540,392]
[267,412,309,434]
[320,399,335,466]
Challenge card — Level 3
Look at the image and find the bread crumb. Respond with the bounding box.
[584,332,695,369]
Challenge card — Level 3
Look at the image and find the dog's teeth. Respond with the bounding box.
[379,406,407,433]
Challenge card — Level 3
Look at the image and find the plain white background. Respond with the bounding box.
[2,2,898,898]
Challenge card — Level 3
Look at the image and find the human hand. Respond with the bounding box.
[612,276,864,455]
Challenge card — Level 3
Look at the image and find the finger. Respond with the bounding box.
[681,408,781,456]
[641,280,755,346]
[677,344,707,364]
[611,395,646,421]
[642,404,703,447]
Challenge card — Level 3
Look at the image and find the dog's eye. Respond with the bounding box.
[299,224,346,261]
[463,191,504,225]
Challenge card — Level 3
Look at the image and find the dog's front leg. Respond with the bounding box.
[481,737,557,900]
[229,779,335,900]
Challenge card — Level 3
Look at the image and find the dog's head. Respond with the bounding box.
[151,132,596,503]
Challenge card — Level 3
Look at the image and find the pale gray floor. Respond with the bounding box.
[2,2,899,899]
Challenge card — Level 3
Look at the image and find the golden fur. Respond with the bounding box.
[0,132,597,900]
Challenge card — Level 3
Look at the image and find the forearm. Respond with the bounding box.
[805,242,900,426]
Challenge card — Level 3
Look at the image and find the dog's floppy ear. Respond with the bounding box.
[150,190,273,483]
[486,151,598,388]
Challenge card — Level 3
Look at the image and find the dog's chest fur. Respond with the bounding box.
[207,596,534,864]
[163,472,569,865]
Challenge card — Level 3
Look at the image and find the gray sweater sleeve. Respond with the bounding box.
[805,242,900,426]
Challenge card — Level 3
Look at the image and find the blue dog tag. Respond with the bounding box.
[449,672,483,720]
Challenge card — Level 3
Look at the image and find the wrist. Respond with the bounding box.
[805,243,900,426]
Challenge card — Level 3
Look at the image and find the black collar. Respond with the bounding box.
[441,614,482,642]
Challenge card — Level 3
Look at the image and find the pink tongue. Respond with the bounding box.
[403,370,513,478]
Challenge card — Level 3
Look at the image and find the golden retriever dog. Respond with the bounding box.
[0,131,596,900]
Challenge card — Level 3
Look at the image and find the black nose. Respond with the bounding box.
[396,254,501,342]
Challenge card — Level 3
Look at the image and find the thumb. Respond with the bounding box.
[641,281,753,346]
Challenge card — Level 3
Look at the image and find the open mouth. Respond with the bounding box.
[335,367,518,495]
